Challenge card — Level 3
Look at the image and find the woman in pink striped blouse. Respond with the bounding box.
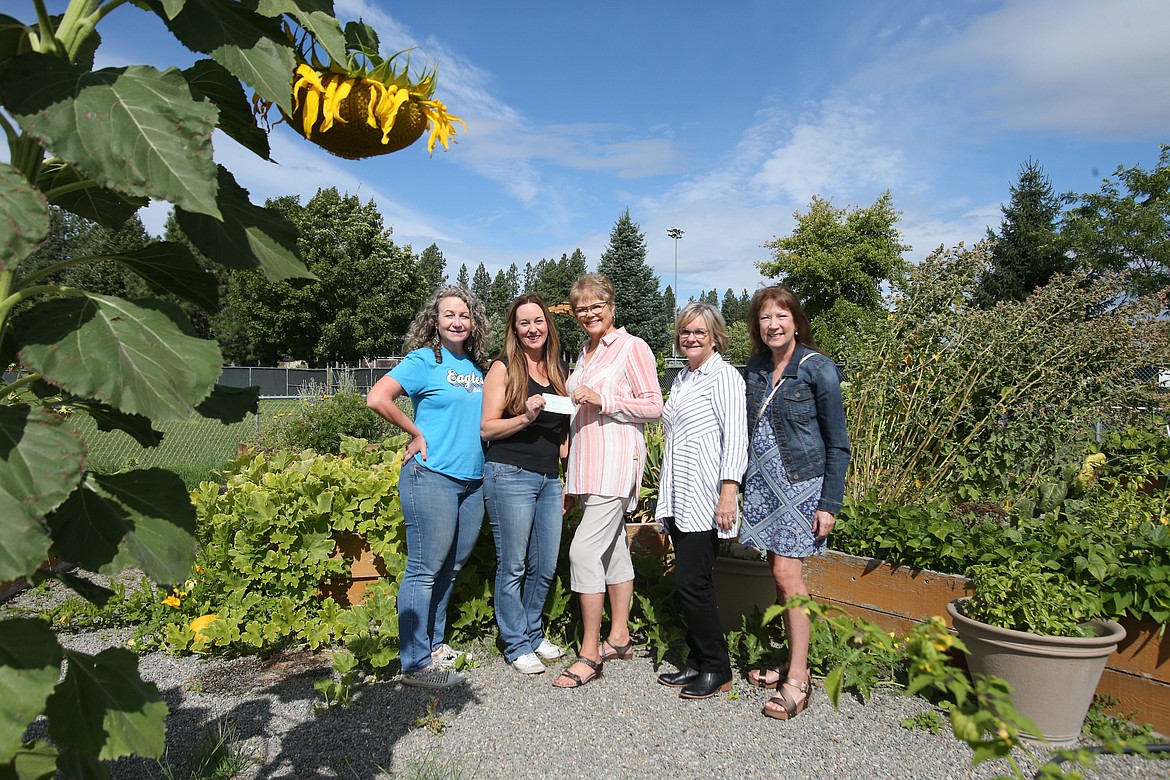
[552,273,664,689]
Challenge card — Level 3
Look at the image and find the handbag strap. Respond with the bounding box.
[755,352,814,428]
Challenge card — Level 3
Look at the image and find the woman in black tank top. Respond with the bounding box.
[481,295,571,674]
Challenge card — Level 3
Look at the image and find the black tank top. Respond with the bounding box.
[484,357,567,477]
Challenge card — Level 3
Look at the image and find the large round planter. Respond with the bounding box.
[947,599,1126,748]
[713,556,776,632]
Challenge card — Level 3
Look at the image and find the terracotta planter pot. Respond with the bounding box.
[947,599,1126,748]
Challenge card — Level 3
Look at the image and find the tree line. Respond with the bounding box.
[24,145,1170,367]
[763,145,1170,359]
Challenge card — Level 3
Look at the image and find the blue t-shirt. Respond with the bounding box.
[389,346,485,480]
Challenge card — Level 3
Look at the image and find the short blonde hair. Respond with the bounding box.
[569,273,615,308]
[675,302,728,353]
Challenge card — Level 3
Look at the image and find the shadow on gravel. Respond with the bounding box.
[105,650,480,779]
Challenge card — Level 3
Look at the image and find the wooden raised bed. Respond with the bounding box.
[713,549,1169,735]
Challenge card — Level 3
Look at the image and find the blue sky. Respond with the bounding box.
[52,0,1170,303]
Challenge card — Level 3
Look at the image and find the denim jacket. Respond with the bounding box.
[745,344,850,514]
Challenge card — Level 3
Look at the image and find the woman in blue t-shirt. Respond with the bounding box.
[367,287,490,689]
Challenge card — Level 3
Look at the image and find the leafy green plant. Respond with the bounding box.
[314,650,360,711]
[0,2,435,775]
[960,560,1103,637]
[266,375,401,454]
[844,243,1168,506]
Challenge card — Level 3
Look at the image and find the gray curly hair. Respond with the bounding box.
[403,286,491,368]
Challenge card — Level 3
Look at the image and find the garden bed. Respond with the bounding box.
[714,549,1170,735]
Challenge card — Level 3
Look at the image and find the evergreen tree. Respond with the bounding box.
[596,209,669,354]
[417,243,447,295]
[976,159,1070,306]
[471,262,492,304]
[663,285,676,321]
[720,287,748,325]
[456,263,470,288]
[523,262,537,292]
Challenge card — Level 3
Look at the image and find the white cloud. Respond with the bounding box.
[751,98,906,204]
[941,0,1170,138]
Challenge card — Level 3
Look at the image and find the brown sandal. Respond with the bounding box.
[747,665,789,689]
[600,637,635,661]
[763,676,812,720]
[553,656,603,688]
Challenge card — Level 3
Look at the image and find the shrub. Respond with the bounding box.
[843,242,1168,506]
[266,374,401,454]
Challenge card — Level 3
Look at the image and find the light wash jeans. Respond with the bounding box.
[397,458,485,673]
[483,462,563,663]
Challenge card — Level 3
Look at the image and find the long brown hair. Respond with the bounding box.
[747,285,818,358]
[500,294,567,415]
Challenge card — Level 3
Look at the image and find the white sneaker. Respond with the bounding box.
[535,639,565,661]
[431,643,470,668]
[401,667,466,689]
[511,652,546,675]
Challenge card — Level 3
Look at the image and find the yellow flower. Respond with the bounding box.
[194,565,204,573]
[189,614,218,643]
[256,26,465,160]
[162,595,181,609]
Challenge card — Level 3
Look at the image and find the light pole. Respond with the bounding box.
[666,227,684,358]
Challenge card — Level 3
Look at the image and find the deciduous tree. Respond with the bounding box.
[760,192,909,358]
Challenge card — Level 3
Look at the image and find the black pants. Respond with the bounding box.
[665,517,731,675]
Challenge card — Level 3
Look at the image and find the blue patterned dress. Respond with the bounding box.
[740,411,824,558]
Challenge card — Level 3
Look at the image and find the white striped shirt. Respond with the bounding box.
[655,352,748,536]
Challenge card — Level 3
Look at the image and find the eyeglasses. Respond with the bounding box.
[678,328,709,338]
[573,302,608,317]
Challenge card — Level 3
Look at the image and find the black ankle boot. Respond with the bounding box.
[657,665,699,687]
[679,671,733,699]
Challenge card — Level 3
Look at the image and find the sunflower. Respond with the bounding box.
[255,24,465,160]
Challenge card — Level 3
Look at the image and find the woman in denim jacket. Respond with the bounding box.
[739,285,850,721]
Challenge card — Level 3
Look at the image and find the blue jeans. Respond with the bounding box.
[483,462,563,663]
[398,458,485,673]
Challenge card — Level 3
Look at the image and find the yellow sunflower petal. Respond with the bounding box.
[419,99,465,154]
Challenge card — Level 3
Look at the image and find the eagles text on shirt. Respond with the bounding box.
[447,369,484,393]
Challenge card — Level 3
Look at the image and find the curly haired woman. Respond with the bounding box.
[367,286,491,689]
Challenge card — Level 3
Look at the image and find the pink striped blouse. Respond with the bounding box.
[565,328,663,508]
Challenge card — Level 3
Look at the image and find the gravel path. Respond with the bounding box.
[6,586,1166,779]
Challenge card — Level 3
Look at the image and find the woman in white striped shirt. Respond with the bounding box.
[654,303,748,699]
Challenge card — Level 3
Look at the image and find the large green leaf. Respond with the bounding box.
[1,54,220,218]
[45,648,167,762]
[176,167,311,281]
[195,383,259,423]
[112,242,219,313]
[260,0,348,67]
[156,0,296,114]
[0,740,58,780]
[45,470,196,583]
[72,401,162,448]
[182,59,270,160]
[0,407,85,580]
[0,620,63,763]
[0,164,49,273]
[35,159,147,229]
[17,295,222,421]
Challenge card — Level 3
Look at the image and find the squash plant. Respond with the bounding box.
[0,2,444,777]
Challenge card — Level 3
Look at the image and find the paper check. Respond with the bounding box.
[541,393,575,415]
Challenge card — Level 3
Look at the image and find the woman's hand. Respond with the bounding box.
[813,510,836,541]
[404,433,428,462]
[715,481,739,531]
[524,394,545,423]
[562,492,576,516]
[571,386,601,407]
